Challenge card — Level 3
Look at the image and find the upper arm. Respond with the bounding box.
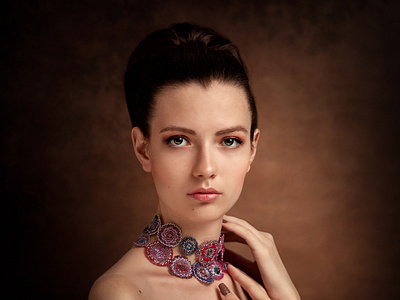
[88,274,142,300]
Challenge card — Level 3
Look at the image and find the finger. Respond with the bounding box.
[227,264,271,300]
[222,216,265,254]
[224,249,253,266]
[223,215,278,260]
[224,249,263,285]
[224,217,300,299]
[221,229,246,244]
[218,283,240,300]
[223,215,265,240]
[223,216,287,281]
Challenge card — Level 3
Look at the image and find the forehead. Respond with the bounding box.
[151,81,251,132]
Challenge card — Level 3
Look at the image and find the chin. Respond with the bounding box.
[187,203,235,223]
[158,196,238,224]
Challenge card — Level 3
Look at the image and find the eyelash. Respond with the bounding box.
[165,136,189,147]
[221,137,243,148]
[165,136,243,149]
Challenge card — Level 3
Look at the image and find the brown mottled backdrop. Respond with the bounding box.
[2,0,399,299]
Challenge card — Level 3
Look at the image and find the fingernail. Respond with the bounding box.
[218,283,231,296]
[222,219,228,223]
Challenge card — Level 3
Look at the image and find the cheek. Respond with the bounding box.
[223,162,250,210]
[226,160,251,190]
[150,154,186,189]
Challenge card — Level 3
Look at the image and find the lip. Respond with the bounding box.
[188,188,221,202]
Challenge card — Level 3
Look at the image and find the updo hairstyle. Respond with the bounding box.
[124,22,258,140]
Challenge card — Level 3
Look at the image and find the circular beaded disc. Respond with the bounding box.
[145,241,173,266]
[179,237,198,256]
[169,255,193,279]
[145,214,161,235]
[210,261,224,280]
[193,262,214,284]
[133,232,150,247]
[197,240,219,266]
[158,223,182,247]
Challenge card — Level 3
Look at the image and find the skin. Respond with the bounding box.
[136,81,258,234]
[89,81,300,300]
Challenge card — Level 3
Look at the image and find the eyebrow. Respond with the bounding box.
[159,125,248,136]
[215,126,248,136]
[160,126,196,135]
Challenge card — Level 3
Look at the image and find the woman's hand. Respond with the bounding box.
[218,215,300,300]
[218,265,271,300]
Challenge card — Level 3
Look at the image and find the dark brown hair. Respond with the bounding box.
[124,22,258,139]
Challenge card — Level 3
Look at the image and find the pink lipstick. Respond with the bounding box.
[188,188,221,202]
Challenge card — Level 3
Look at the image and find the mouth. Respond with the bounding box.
[188,188,221,202]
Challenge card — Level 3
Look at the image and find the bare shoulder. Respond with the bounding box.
[88,273,143,300]
[88,247,147,300]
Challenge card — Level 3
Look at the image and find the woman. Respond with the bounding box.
[89,23,300,300]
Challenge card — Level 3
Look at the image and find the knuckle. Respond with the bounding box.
[238,218,251,228]
[263,232,274,241]
[261,232,275,249]
[244,227,253,236]
[246,285,268,299]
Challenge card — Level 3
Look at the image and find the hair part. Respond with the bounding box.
[124,22,258,139]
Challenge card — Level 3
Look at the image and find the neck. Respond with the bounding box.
[134,211,227,284]
[157,206,223,244]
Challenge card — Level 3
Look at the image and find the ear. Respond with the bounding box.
[131,127,151,172]
[247,128,260,172]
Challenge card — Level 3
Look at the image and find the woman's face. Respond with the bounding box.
[133,81,259,224]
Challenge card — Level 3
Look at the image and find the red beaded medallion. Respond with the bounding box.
[197,240,219,266]
[145,241,173,266]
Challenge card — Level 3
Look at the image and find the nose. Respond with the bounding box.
[192,145,217,179]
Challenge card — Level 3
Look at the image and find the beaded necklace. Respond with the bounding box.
[134,214,226,284]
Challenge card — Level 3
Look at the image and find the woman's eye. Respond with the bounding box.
[166,136,188,147]
[222,138,242,148]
